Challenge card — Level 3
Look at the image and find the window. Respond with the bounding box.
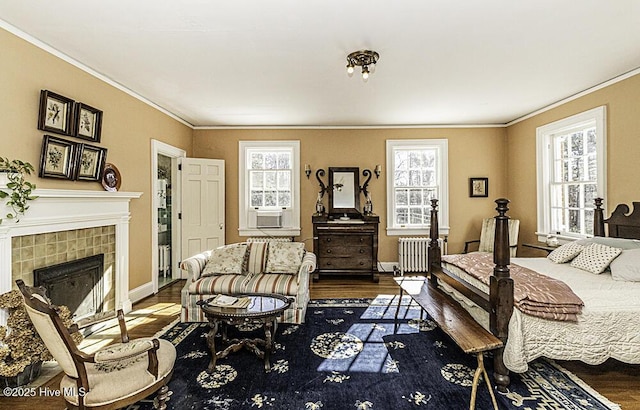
[239,141,300,236]
[386,139,449,236]
[536,106,606,240]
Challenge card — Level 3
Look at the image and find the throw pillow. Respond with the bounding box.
[264,242,305,274]
[609,249,640,282]
[570,243,622,274]
[246,241,268,275]
[201,243,248,276]
[547,242,584,263]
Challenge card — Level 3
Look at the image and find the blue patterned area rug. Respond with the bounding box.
[129,297,620,410]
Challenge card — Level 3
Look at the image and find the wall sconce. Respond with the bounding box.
[374,165,381,179]
[305,164,311,179]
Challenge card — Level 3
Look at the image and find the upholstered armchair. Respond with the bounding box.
[463,217,520,257]
[16,279,176,410]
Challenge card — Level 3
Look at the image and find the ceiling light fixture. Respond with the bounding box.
[346,50,379,81]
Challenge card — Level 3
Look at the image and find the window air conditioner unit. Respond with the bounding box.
[255,211,283,228]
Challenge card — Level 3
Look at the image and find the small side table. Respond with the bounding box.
[522,243,559,254]
[197,293,291,372]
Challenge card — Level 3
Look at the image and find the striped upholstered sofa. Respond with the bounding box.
[179,241,316,324]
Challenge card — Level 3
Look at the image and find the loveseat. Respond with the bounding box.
[180,241,316,324]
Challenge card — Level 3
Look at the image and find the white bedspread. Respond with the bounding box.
[441,257,640,373]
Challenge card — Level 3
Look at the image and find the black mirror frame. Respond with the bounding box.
[328,167,361,217]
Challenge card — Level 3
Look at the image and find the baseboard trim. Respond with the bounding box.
[378,262,398,275]
[129,281,154,305]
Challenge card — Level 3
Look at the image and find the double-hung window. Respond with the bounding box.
[536,106,606,240]
[239,141,300,237]
[386,139,449,236]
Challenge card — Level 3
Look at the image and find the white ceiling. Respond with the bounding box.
[1,1,640,128]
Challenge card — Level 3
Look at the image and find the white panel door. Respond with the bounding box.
[180,158,225,267]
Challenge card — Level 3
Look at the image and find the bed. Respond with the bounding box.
[427,197,640,391]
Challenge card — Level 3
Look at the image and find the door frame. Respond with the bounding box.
[151,140,186,293]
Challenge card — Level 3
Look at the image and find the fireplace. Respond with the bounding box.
[0,188,141,327]
[33,254,105,320]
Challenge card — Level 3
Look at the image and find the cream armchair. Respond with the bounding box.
[17,280,176,410]
[464,217,520,257]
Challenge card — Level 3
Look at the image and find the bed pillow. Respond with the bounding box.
[575,237,640,250]
[609,249,640,282]
[264,242,305,274]
[547,242,584,263]
[201,243,248,276]
[570,243,622,274]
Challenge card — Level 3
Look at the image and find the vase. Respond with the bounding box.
[0,360,43,388]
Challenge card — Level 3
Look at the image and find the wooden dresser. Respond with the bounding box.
[312,215,379,282]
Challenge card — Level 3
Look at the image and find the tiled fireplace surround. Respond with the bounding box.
[12,226,117,312]
[0,188,141,324]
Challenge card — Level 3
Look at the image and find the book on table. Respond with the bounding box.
[208,294,251,308]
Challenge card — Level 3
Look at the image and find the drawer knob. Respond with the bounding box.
[359,261,364,265]
[327,249,332,253]
[326,238,332,242]
[359,238,364,242]
[326,261,332,266]
[359,249,364,253]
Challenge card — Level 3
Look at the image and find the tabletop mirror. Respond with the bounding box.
[328,167,361,218]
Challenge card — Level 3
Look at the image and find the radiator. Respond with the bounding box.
[246,237,292,243]
[158,245,171,277]
[397,237,447,276]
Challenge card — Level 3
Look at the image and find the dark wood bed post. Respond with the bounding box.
[594,197,605,237]
[428,199,441,285]
[489,198,514,392]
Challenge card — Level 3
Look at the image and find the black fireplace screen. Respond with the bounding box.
[33,254,105,320]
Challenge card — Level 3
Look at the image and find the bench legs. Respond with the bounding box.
[394,288,404,323]
[394,287,425,333]
[469,352,499,410]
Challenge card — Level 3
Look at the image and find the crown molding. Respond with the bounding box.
[4,18,637,131]
[507,67,640,127]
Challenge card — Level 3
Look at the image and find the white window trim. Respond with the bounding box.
[386,139,450,236]
[535,106,606,242]
[238,140,301,237]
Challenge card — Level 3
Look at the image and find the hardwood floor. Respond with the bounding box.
[4,275,639,409]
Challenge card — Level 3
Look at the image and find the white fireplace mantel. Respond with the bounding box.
[1,188,142,321]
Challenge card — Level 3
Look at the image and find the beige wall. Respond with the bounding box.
[194,127,508,261]
[0,28,193,289]
[506,73,640,249]
[6,23,636,280]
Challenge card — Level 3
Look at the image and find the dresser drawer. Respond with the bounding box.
[318,256,371,270]
[318,243,371,258]
[319,234,372,247]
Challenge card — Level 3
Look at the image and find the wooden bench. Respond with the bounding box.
[394,276,502,410]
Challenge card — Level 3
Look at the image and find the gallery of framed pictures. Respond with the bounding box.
[37,89,103,142]
[39,135,108,182]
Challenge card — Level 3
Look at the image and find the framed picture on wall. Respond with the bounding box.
[469,177,489,198]
[75,143,108,181]
[37,90,75,136]
[38,135,77,179]
[74,102,103,142]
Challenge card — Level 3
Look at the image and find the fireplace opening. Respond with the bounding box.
[33,254,105,320]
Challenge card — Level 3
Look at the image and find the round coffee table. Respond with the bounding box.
[196,293,291,372]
